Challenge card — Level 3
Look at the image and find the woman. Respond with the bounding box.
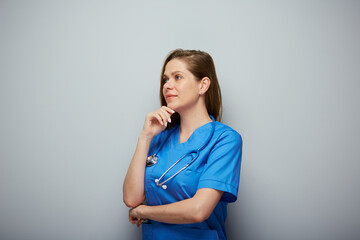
[123,49,242,240]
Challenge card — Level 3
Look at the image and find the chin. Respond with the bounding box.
[168,106,179,113]
[166,102,177,111]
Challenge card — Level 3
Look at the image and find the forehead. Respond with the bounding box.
[164,59,189,75]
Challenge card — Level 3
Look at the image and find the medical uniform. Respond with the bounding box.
[143,118,243,240]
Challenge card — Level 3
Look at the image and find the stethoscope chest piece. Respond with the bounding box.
[146,154,158,167]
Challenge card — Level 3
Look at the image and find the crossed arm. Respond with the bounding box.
[128,188,223,225]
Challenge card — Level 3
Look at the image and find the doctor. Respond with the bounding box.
[123,49,242,240]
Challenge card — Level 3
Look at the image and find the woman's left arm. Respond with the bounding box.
[129,188,223,225]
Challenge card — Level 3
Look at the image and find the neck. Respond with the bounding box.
[178,104,212,136]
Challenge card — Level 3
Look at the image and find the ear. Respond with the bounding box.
[199,77,211,95]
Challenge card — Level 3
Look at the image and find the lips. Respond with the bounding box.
[166,94,177,99]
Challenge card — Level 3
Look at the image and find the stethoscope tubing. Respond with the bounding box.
[148,116,216,189]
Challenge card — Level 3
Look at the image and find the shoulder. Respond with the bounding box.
[213,121,242,145]
[206,122,243,164]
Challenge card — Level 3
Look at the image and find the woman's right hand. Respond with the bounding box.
[140,106,175,139]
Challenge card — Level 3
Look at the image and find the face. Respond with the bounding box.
[162,59,201,112]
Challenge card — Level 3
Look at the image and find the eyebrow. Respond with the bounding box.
[163,71,184,78]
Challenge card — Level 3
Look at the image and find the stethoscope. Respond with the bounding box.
[146,115,216,190]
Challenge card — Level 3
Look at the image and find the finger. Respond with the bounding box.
[162,106,175,115]
[147,111,163,124]
[161,106,175,120]
[160,107,173,123]
[153,113,164,126]
[129,214,136,224]
[129,217,137,224]
[158,109,170,126]
[147,112,162,125]
[129,210,137,224]
[163,107,175,123]
[137,219,144,227]
[136,218,142,227]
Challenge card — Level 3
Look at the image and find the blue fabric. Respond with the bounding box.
[142,221,220,240]
[143,120,242,240]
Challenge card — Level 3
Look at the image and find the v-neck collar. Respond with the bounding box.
[171,121,213,150]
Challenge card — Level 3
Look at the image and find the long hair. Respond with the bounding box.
[159,49,222,129]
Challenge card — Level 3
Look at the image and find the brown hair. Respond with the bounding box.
[159,49,222,129]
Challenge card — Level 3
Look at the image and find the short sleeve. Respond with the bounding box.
[197,130,243,203]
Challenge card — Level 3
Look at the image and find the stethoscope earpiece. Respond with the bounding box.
[155,179,167,189]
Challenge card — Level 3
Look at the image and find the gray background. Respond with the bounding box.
[1,0,359,240]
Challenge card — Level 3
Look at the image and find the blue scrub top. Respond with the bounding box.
[143,119,243,240]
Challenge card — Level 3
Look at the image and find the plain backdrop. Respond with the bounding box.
[1,1,359,240]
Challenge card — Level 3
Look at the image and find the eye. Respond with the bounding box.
[175,75,182,80]
[163,78,168,84]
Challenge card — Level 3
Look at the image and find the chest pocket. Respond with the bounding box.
[176,152,209,196]
[174,168,202,196]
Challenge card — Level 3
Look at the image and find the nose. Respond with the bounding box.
[163,78,174,90]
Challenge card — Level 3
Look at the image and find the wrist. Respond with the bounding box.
[138,132,154,143]
[137,204,148,219]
